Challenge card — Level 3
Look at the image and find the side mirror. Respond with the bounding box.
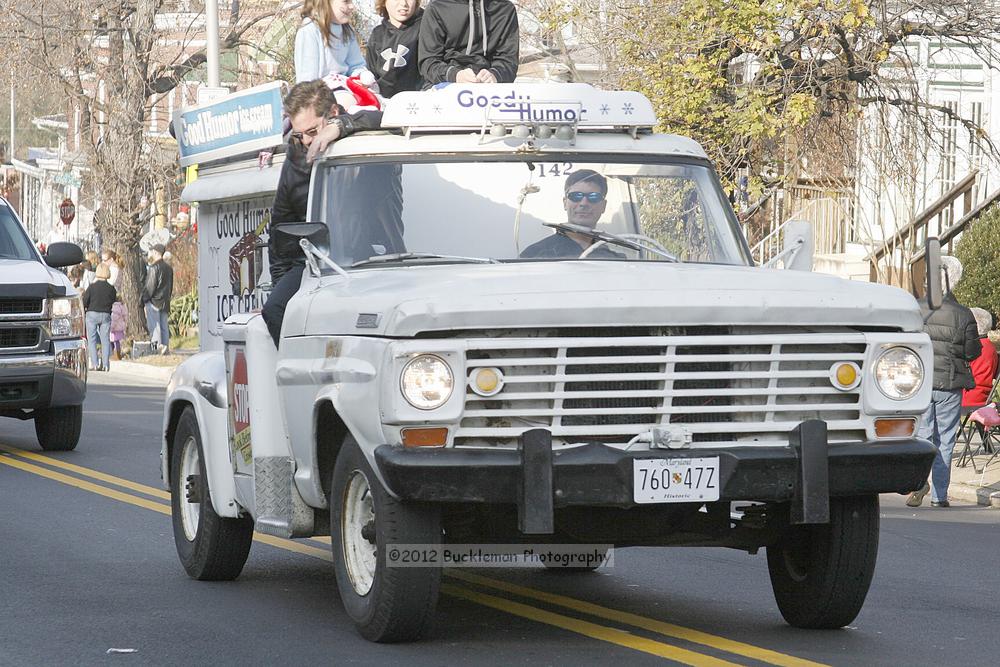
[925,237,943,311]
[44,242,85,268]
[269,222,330,259]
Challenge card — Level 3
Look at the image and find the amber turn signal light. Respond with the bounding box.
[874,418,916,438]
[401,427,448,447]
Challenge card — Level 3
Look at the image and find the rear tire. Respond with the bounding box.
[34,405,82,451]
[767,495,879,628]
[331,437,441,642]
[170,407,254,580]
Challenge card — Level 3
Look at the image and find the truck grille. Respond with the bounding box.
[455,327,868,448]
[0,327,41,350]
[0,298,43,316]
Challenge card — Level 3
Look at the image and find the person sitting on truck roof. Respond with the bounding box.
[418,0,519,86]
[519,170,624,260]
[262,79,384,348]
[366,0,425,97]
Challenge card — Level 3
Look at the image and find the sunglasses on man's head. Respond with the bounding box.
[566,191,605,203]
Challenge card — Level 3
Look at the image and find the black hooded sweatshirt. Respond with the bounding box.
[418,0,519,85]
[366,8,425,98]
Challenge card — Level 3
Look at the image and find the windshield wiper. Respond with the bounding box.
[351,252,499,268]
[542,223,679,262]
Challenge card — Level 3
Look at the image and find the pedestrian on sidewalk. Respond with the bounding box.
[908,256,981,508]
[110,300,128,360]
[82,263,117,371]
[141,243,174,355]
[963,307,998,408]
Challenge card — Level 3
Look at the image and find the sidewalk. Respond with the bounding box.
[97,354,1000,508]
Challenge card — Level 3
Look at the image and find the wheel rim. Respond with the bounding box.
[781,531,811,582]
[179,435,201,542]
[341,469,377,596]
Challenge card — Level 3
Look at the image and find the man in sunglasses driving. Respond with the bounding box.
[520,169,624,259]
[264,79,383,347]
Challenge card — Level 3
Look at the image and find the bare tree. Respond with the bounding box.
[0,0,290,337]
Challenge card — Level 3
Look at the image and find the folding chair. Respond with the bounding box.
[956,370,1000,469]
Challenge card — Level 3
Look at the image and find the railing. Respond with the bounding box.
[750,184,853,265]
[867,171,979,286]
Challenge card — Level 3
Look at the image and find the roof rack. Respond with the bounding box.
[381,83,657,142]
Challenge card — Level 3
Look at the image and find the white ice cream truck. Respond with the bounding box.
[163,82,938,642]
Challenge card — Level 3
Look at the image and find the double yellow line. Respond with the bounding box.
[0,444,824,666]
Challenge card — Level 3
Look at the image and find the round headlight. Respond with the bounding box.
[401,355,454,410]
[874,347,923,400]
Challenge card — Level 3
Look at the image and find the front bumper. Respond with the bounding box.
[0,339,87,410]
[375,423,935,530]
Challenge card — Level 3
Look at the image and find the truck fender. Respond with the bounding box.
[162,352,242,518]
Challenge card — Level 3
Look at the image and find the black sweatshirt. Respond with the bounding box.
[418,0,519,85]
[366,9,424,98]
[83,280,117,314]
[269,110,383,282]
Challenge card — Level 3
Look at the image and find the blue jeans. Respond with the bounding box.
[85,311,112,370]
[144,302,169,348]
[916,388,963,503]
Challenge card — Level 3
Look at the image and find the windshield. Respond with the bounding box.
[0,203,37,261]
[314,158,750,268]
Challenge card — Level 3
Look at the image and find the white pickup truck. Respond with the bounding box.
[161,83,937,642]
[1,196,88,450]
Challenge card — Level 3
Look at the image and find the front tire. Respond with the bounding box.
[170,407,254,580]
[331,438,441,642]
[34,405,82,451]
[766,495,879,629]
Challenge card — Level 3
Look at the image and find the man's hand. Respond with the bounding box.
[306,120,343,162]
[475,69,498,84]
[456,68,479,83]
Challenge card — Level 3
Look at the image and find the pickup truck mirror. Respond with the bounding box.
[270,222,330,259]
[925,237,943,310]
[44,242,84,268]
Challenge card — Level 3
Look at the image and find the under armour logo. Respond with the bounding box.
[380,44,410,71]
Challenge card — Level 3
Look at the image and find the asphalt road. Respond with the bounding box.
[2,372,999,666]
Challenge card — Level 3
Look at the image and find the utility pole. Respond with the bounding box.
[8,78,13,162]
[206,0,220,88]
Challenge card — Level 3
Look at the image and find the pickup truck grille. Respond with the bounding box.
[0,298,43,316]
[0,327,41,350]
[454,327,868,448]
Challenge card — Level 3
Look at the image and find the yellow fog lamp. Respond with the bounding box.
[830,362,861,391]
[470,367,504,397]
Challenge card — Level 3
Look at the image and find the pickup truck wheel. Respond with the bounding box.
[766,495,879,629]
[34,405,82,451]
[170,407,254,581]
[331,439,441,643]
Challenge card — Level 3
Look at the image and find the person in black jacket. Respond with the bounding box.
[83,262,117,371]
[263,79,384,347]
[366,0,424,97]
[907,256,982,508]
[418,0,519,85]
[142,243,174,355]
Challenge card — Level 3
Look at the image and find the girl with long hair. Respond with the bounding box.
[295,0,371,82]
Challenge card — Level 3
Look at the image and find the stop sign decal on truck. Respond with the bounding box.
[228,346,252,465]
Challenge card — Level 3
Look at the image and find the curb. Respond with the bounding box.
[104,359,175,384]
[950,480,1000,507]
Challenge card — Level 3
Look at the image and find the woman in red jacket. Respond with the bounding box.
[963,307,998,407]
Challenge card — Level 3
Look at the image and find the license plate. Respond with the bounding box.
[633,457,720,504]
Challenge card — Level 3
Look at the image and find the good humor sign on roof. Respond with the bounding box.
[173,81,286,167]
[381,83,657,130]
